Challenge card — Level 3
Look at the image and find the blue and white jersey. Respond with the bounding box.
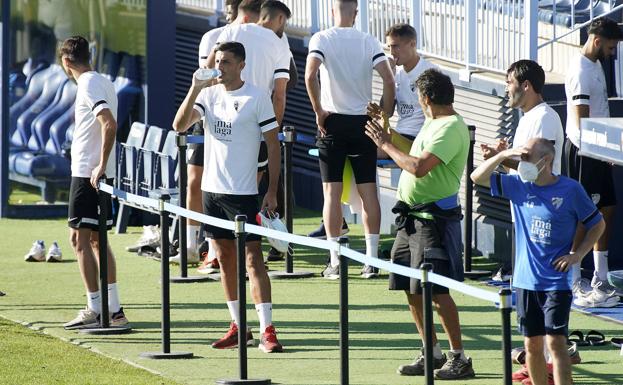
[490,173,602,291]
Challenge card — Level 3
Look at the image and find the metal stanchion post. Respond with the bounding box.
[217,215,270,385]
[268,126,313,279]
[338,237,349,385]
[141,193,193,359]
[499,288,513,385]
[464,125,488,279]
[421,262,434,385]
[80,178,131,335]
[171,133,212,283]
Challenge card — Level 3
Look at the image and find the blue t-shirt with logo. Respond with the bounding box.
[490,173,602,291]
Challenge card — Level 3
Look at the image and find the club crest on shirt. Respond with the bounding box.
[234,101,239,112]
[410,81,416,93]
[591,193,601,205]
[551,197,563,210]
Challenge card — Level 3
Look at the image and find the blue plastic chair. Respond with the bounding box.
[152,130,179,191]
[117,122,148,192]
[136,125,166,196]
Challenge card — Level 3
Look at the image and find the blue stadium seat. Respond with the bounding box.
[114,53,143,134]
[151,130,178,192]
[117,122,148,192]
[135,125,166,196]
[99,49,122,82]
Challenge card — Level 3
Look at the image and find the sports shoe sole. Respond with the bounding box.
[258,344,283,353]
[46,256,62,262]
[361,272,379,279]
[25,255,45,262]
[63,320,100,330]
[574,297,620,308]
[212,340,255,349]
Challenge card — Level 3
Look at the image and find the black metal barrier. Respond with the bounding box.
[338,237,350,385]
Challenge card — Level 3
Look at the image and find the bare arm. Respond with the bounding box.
[375,60,396,117]
[91,109,117,188]
[261,128,281,212]
[553,218,605,273]
[206,49,217,70]
[272,78,288,126]
[471,147,527,187]
[173,70,214,132]
[304,56,330,135]
[572,104,590,133]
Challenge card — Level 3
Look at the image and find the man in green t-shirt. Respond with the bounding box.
[366,69,474,380]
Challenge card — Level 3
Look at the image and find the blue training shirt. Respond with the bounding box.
[490,173,602,291]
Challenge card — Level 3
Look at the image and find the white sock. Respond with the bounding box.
[365,234,380,259]
[226,300,240,326]
[255,302,273,333]
[187,224,199,251]
[449,349,467,361]
[432,342,443,359]
[107,283,121,313]
[594,250,609,281]
[570,252,581,283]
[328,237,339,267]
[206,237,216,261]
[87,290,101,314]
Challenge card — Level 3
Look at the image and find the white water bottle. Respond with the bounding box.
[195,68,221,80]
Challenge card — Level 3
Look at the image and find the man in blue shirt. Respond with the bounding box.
[471,138,604,385]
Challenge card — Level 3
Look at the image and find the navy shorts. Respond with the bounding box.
[202,192,261,242]
[516,288,572,337]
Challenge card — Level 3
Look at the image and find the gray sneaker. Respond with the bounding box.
[321,264,340,280]
[591,275,623,296]
[361,265,379,279]
[397,348,447,376]
[434,352,475,380]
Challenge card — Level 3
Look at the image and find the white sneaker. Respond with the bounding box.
[126,225,160,252]
[572,278,591,299]
[169,248,200,265]
[24,240,46,262]
[573,281,620,308]
[591,275,623,297]
[46,242,62,262]
[63,308,99,330]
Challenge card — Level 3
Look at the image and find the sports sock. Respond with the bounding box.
[432,343,443,359]
[107,283,121,313]
[87,290,101,314]
[206,238,216,261]
[365,234,380,259]
[449,349,467,361]
[570,252,581,284]
[594,250,609,281]
[328,237,339,267]
[255,303,273,333]
[227,300,240,326]
[187,224,199,251]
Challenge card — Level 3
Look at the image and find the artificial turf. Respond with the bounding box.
[0,210,622,385]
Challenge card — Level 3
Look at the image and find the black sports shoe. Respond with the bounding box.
[360,265,379,279]
[397,348,447,376]
[266,247,285,262]
[308,219,349,239]
[434,352,475,380]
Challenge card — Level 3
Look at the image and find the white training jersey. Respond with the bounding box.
[565,54,610,147]
[307,27,388,115]
[194,83,279,195]
[198,26,227,66]
[72,71,118,178]
[394,58,437,137]
[216,23,290,92]
[511,102,564,175]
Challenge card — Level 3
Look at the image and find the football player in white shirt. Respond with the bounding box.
[188,0,245,272]
[385,24,437,141]
[564,18,623,300]
[59,36,128,330]
[173,42,283,353]
[305,0,395,279]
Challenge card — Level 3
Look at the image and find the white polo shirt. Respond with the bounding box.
[565,54,610,147]
[394,57,437,137]
[511,102,564,175]
[216,23,291,92]
[193,82,279,195]
[72,71,118,178]
[308,27,388,115]
[198,26,227,66]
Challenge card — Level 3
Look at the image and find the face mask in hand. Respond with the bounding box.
[517,159,545,183]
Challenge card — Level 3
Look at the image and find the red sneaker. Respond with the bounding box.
[258,325,283,353]
[520,364,555,385]
[211,322,254,349]
[512,365,530,382]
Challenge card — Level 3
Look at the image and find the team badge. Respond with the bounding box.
[234,101,239,112]
[551,197,563,210]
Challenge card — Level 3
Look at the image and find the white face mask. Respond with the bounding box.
[517,159,545,183]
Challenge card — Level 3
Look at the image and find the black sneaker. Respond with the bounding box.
[321,264,340,280]
[360,265,379,279]
[434,352,475,380]
[266,247,285,262]
[308,219,349,239]
[397,348,447,376]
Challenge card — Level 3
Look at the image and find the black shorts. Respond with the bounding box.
[316,114,377,184]
[257,141,268,172]
[516,288,572,337]
[188,124,204,167]
[202,191,261,242]
[389,217,451,295]
[68,177,113,230]
[564,140,616,208]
